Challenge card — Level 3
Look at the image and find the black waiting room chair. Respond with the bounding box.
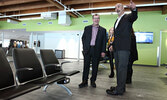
[165,66,167,75]
[0,48,41,100]
[40,49,80,76]
[0,47,8,54]
[40,49,80,95]
[12,48,73,96]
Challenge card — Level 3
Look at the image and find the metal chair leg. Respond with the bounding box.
[43,85,49,92]
[56,83,72,96]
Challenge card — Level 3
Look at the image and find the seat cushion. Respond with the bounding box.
[0,83,40,100]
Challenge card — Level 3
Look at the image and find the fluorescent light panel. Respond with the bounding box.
[91,12,112,15]
[19,17,43,20]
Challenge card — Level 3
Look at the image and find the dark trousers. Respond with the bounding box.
[82,46,100,82]
[114,50,130,93]
[109,52,114,74]
[127,60,134,82]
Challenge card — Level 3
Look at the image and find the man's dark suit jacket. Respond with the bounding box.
[82,25,106,58]
[130,35,138,62]
[113,10,138,51]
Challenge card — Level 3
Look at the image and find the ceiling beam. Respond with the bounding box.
[162,5,167,14]
[0,0,43,6]
[0,18,7,21]
[138,6,162,12]
[79,6,162,15]
[3,5,162,17]
[7,17,22,22]
[0,1,53,12]
[63,0,119,5]
[0,0,166,19]
[66,12,78,18]
[0,17,22,22]
[46,0,78,18]
[12,7,59,15]
[155,0,167,3]
[46,0,64,9]
[63,0,163,6]
[70,1,167,9]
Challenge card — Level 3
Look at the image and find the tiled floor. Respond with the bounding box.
[11,59,167,100]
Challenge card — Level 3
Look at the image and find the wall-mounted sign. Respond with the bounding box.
[83,20,88,23]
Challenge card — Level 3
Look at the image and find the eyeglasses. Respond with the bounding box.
[93,18,100,19]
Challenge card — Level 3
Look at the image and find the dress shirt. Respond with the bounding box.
[90,25,99,46]
[115,13,125,29]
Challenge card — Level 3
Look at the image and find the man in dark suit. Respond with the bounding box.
[106,1,138,95]
[79,14,106,88]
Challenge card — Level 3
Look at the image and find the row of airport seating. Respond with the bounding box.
[0,48,79,100]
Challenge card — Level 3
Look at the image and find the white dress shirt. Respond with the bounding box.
[115,13,125,29]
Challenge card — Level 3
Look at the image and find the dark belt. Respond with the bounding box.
[90,45,95,48]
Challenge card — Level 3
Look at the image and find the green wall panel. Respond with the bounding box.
[161,32,167,65]
[0,11,167,66]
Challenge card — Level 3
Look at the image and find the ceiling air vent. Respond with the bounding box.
[58,11,72,26]
[41,12,57,20]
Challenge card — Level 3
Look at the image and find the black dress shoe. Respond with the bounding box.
[109,73,114,78]
[110,86,116,91]
[78,82,88,88]
[106,89,123,95]
[91,81,96,88]
[110,86,125,92]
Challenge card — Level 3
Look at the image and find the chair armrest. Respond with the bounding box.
[45,64,62,71]
[61,61,72,66]
[15,68,33,85]
[16,68,33,72]
[45,64,61,67]
[61,70,80,76]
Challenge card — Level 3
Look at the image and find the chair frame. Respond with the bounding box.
[13,48,73,96]
[0,48,41,100]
